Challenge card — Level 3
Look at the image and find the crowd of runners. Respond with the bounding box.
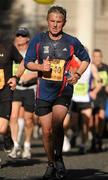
[0,5,108,180]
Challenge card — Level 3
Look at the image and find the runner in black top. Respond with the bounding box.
[0,36,24,162]
[91,49,108,151]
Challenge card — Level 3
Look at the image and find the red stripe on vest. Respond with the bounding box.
[36,43,40,98]
[58,45,74,96]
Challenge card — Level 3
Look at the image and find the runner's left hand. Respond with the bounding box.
[67,73,79,85]
[7,77,17,90]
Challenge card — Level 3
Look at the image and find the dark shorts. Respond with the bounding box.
[92,97,106,115]
[13,89,35,113]
[93,97,106,110]
[71,101,92,113]
[0,86,13,120]
[35,95,72,116]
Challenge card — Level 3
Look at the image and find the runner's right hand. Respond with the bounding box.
[42,56,51,72]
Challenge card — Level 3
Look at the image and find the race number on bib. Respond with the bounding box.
[0,69,5,89]
[13,64,19,76]
[42,59,65,81]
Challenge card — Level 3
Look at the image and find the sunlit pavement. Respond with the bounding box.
[0,138,108,180]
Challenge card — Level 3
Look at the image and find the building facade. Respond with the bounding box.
[0,0,108,62]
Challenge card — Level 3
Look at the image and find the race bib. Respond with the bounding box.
[0,69,5,89]
[93,71,108,88]
[99,71,108,85]
[42,59,65,81]
[74,83,89,96]
[13,63,19,76]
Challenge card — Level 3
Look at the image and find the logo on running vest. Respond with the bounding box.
[43,46,49,53]
[62,48,67,51]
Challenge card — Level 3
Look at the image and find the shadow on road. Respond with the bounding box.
[24,169,108,180]
[65,168,108,180]
[1,158,44,168]
[0,177,5,180]
[3,168,108,180]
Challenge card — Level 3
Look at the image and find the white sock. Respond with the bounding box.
[14,141,19,148]
[24,142,31,149]
[17,118,25,144]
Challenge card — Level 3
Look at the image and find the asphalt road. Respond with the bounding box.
[0,138,108,180]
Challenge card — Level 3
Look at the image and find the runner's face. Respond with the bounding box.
[14,36,29,52]
[47,12,65,37]
[92,52,102,66]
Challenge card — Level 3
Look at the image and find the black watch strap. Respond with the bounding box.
[75,72,81,79]
[12,75,20,83]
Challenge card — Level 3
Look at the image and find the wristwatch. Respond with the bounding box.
[75,72,81,79]
[12,75,20,84]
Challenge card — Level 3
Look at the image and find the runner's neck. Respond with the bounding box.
[48,32,63,41]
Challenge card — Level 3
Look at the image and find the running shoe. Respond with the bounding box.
[78,145,87,155]
[22,147,31,159]
[55,157,66,179]
[8,146,21,159]
[43,162,55,179]
[3,132,13,153]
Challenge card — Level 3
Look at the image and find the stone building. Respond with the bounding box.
[0,0,108,62]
